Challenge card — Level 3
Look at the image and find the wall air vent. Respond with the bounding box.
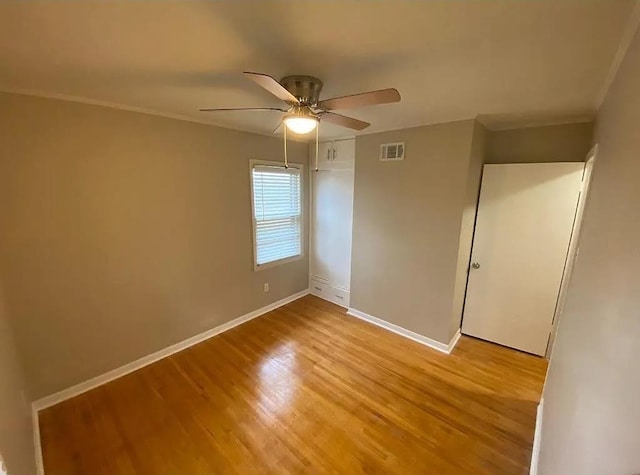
[380,142,405,161]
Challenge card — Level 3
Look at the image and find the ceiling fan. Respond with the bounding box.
[200,72,401,135]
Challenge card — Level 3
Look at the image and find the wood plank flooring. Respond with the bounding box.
[39,295,548,474]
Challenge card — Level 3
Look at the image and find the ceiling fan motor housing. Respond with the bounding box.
[280,75,323,106]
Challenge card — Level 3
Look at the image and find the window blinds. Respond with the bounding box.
[252,165,302,266]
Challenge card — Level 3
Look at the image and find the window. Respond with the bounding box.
[250,161,303,269]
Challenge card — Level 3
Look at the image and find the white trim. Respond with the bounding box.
[479,115,594,132]
[32,289,309,412]
[530,397,544,475]
[448,328,462,352]
[346,308,461,354]
[32,406,44,475]
[546,147,597,358]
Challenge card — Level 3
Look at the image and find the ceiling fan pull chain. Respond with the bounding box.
[283,122,289,169]
[315,124,319,172]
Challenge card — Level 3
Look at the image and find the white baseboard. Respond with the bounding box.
[32,288,309,412]
[32,406,44,475]
[530,397,544,475]
[448,328,462,352]
[346,308,461,354]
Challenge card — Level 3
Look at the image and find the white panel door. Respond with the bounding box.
[462,163,584,356]
[333,138,356,163]
[310,168,354,289]
[314,142,334,170]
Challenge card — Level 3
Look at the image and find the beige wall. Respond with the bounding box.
[538,26,640,475]
[450,121,486,337]
[0,93,309,399]
[486,122,594,164]
[0,281,36,475]
[350,120,477,344]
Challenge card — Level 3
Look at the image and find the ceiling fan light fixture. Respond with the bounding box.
[284,116,318,134]
[283,107,318,135]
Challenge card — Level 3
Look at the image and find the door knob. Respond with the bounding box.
[471,262,481,269]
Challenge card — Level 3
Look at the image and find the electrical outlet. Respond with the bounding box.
[263,283,270,293]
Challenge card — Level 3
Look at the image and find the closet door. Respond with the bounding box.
[462,163,583,356]
[333,138,355,164]
[310,168,354,290]
[315,142,334,170]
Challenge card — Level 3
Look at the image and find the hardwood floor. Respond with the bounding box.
[39,295,548,474]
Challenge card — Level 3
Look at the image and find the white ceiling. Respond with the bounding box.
[0,1,635,139]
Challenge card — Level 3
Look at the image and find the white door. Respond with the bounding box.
[315,141,334,170]
[333,138,356,163]
[462,162,584,356]
[310,168,354,289]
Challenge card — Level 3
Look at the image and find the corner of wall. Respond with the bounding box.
[350,121,480,344]
[448,119,487,340]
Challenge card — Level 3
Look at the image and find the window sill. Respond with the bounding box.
[254,253,303,272]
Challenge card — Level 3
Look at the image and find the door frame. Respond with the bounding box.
[545,145,598,357]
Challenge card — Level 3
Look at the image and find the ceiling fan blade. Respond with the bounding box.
[199,107,286,112]
[321,112,370,131]
[319,88,400,110]
[244,72,300,105]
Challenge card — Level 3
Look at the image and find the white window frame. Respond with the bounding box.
[249,159,304,271]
